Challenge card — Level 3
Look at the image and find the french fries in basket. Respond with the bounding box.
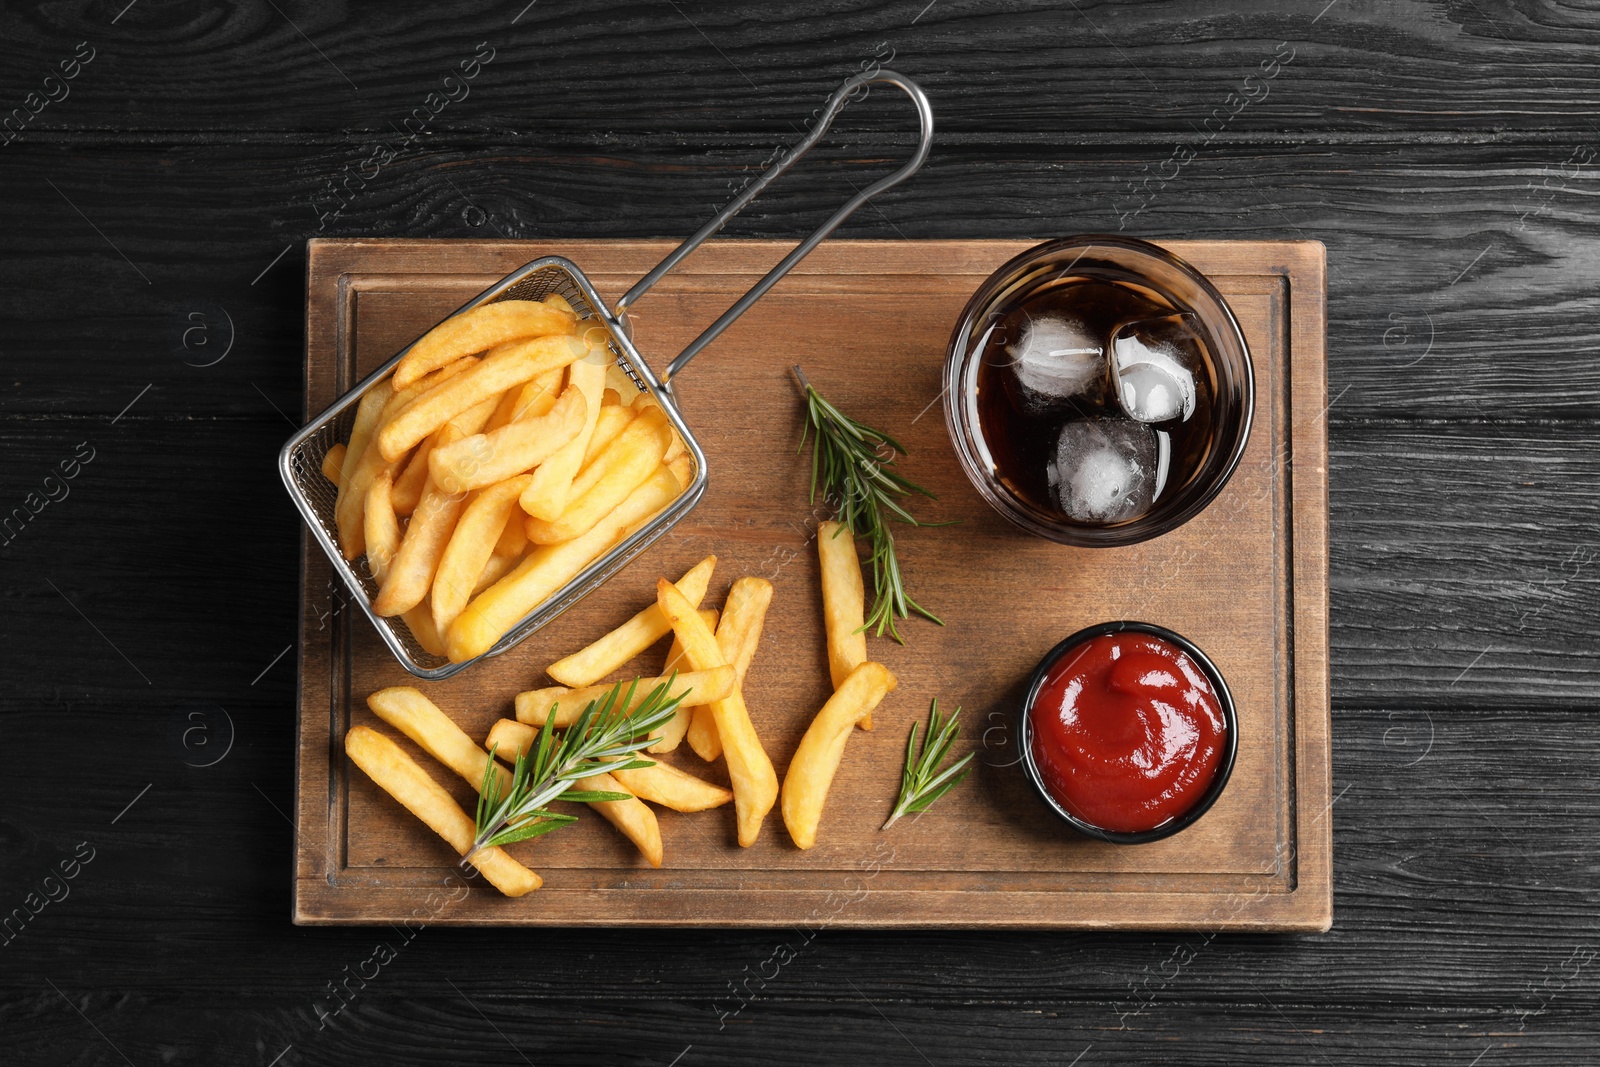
[430,473,536,637]
[526,406,673,544]
[656,578,778,846]
[780,661,898,850]
[321,295,701,666]
[344,725,540,897]
[429,384,587,492]
[320,442,346,485]
[445,464,685,662]
[392,298,576,390]
[379,335,589,462]
[519,350,608,520]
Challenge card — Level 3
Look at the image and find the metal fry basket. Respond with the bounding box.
[279,71,934,679]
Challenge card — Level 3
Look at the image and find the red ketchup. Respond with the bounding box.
[1028,632,1227,834]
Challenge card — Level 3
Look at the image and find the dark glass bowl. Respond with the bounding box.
[1018,620,1239,845]
[943,235,1254,547]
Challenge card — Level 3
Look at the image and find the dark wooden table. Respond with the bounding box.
[3,2,1595,1064]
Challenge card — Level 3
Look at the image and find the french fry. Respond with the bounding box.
[582,404,637,467]
[667,452,692,489]
[344,725,539,897]
[392,299,576,390]
[650,607,717,753]
[604,362,639,402]
[333,384,395,559]
[518,349,608,520]
[367,686,509,795]
[515,666,736,727]
[525,407,672,545]
[486,369,564,431]
[429,384,587,492]
[479,718,662,866]
[656,579,778,847]
[337,365,488,552]
[445,467,683,662]
[484,385,523,433]
[472,549,519,596]
[321,442,347,485]
[364,468,401,584]
[380,335,588,462]
[492,714,729,813]
[373,426,470,617]
[664,428,686,463]
[390,429,437,516]
[609,758,733,813]
[336,384,390,508]
[576,769,663,868]
[395,369,537,514]
[817,520,871,729]
[686,577,774,763]
[401,603,448,656]
[780,661,898,850]
[542,293,576,315]
[431,474,536,637]
[546,556,717,687]
[495,510,528,557]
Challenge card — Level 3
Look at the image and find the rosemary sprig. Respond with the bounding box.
[470,676,685,854]
[883,699,973,829]
[793,366,946,642]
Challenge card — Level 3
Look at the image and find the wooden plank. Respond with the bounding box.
[292,237,1329,928]
[9,1,1600,138]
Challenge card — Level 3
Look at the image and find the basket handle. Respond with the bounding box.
[612,70,934,382]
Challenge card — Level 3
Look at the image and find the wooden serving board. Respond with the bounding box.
[293,238,1330,930]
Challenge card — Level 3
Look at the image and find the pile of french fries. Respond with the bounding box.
[346,539,902,896]
[320,294,691,664]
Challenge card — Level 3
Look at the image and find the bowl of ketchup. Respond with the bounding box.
[1019,621,1236,844]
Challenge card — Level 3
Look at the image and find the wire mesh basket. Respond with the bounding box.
[279,70,933,679]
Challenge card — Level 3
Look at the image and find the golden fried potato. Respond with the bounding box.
[650,607,717,753]
[780,661,897,850]
[429,385,587,493]
[514,666,735,727]
[545,556,717,687]
[392,299,576,390]
[373,425,470,617]
[444,466,682,662]
[686,577,773,762]
[519,349,608,520]
[656,578,777,847]
[380,335,587,462]
[344,725,539,897]
[431,474,536,637]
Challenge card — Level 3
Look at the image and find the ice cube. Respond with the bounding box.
[1112,313,1201,423]
[1001,315,1106,416]
[1046,419,1158,523]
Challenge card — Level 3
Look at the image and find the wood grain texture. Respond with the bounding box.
[288,237,1330,929]
[1,0,1597,1061]
[6,0,1600,137]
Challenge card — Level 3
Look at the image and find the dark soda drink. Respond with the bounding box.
[974,274,1217,525]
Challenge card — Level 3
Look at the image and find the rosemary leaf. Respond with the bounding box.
[793,366,948,643]
[470,675,686,854]
[883,699,973,829]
